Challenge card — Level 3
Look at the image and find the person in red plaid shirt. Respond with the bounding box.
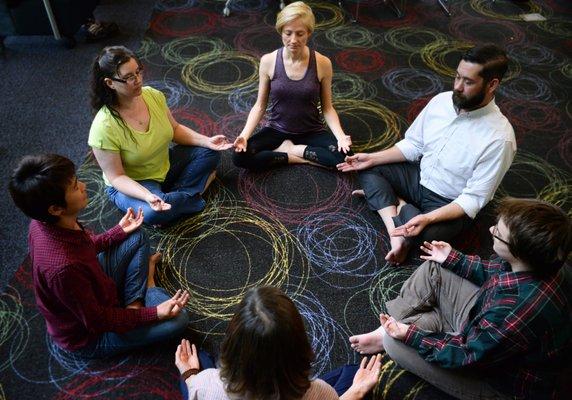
[349,197,571,399]
[9,154,190,358]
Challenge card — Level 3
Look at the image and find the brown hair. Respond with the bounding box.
[497,197,571,276]
[90,46,141,142]
[219,286,314,399]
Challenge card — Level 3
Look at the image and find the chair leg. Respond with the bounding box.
[223,0,232,16]
[436,0,452,16]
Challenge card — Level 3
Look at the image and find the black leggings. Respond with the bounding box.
[232,127,349,170]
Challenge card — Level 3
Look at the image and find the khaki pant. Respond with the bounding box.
[384,261,510,400]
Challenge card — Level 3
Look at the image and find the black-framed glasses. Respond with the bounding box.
[110,67,144,85]
[492,224,510,245]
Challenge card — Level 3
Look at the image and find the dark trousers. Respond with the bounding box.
[358,162,471,244]
[232,127,348,170]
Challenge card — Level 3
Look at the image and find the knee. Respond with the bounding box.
[357,169,378,188]
[126,229,148,247]
[191,147,220,170]
[417,259,439,274]
[201,147,220,164]
[143,209,172,226]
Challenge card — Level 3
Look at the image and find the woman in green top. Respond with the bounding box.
[89,46,232,226]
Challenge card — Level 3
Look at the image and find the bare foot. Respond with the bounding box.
[351,189,365,197]
[396,197,407,214]
[147,252,162,288]
[274,139,294,153]
[201,170,216,195]
[385,236,409,264]
[274,140,311,164]
[126,300,143,309]
[349,326,385,354]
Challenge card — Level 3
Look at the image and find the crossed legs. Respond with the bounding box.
[347,261,510,400]
[357,163,468,263]
[350,260,479,354]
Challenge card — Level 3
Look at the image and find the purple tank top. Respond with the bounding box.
[266,48,325,135]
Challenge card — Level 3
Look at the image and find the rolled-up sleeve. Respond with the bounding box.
[453,137,516,218]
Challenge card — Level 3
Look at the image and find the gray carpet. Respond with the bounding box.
[0,0,156,291]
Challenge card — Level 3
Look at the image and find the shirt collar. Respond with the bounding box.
[36,220,90,245]
[495,270,537,288]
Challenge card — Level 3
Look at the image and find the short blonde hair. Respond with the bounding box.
[275,1,315,34]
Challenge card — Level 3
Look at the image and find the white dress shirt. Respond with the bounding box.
[396,91,516,219]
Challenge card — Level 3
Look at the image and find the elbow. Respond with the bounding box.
[107,173,127,188]
[251,101,267,115]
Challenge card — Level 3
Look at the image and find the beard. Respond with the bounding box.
[452,86,487,111]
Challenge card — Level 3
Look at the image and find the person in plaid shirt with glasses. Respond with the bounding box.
[349,197,571,399]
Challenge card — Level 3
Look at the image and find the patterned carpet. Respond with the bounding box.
[1,0,570,398]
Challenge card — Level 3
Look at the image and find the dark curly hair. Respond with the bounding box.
[90,46,142,140]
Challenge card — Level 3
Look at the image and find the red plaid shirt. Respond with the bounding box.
[29,220,158,351]
[404,250,570,399]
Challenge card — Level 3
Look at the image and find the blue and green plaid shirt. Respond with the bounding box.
[404,250,570,399]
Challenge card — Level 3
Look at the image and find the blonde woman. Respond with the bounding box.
[233,1,352,170]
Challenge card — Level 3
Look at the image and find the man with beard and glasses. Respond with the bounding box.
[337,45,516,265]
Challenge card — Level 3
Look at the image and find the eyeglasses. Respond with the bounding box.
[110,67,144,85]
[492,224,510,245]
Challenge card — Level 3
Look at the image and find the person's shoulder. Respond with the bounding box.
[90,106,118,133]
[303,379,339,399]
[142,86,168,111]
[259,51,277,78]
[432,91,453,104]
[142,86,160,96]
[315,51,332,68]
[142,86,165,101]
[480,102,516,143]
[192,368,223,386]
[314,50,331,63]
[260,51,277,67]
[189,368,227,398]
[92,105,113,124]
[29,219,59,243]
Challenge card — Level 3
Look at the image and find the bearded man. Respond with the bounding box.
[338,44,516,264]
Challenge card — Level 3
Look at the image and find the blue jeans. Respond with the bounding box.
[107,145,220,226]
[75,231,189,359]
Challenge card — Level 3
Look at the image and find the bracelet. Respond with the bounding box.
[181,368,200,381]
